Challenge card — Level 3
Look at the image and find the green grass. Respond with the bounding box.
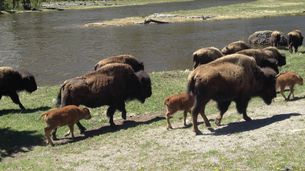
[0,47,305,170]
[171,0,305,20]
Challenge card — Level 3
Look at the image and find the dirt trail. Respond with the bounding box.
[59,97,305,170]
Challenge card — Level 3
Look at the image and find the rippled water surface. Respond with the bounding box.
[0,0,304,85]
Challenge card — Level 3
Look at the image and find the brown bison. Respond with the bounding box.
[0,67,37,111]
[41,105,91,146]
[263,46,286,66]
[270,31,281,47]
[192,47,223,69]
[237,48,279,73]
[276,71,303,100]
[94,54,144,72]
[221,40,250,55]
[187,54,277,135]
[287,30,303,53]
[164,92,194,129]
[55,63,152,138]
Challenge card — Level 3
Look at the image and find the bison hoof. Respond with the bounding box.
[244,116,252,122]
[167,126,173,130]
[79,129,86,134]
[193,129,203,135]
[215,119,221,126]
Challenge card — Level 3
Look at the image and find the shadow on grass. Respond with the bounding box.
[212,113,301,135]
[0,106,51,116]
[55,114,164,145]
[0,127,44,161]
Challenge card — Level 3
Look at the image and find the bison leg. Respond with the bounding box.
[183,110,188,127]
[215,101,231,126]
[280,87,288,100]
[192,97,209,135]
[45,127,54,146]
[287,86,295,100]
[294,45,298,53]
[236,98,252,122]
[9,92,25,111]
[76,122,86,134]
[117,103,127,120]
[166,111,173,130]
[68,124,75,139]
[106,106,116,127]
[51,128,58,140]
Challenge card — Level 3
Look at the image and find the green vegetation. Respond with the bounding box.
[172,0,305,20]
[0,47,305,170]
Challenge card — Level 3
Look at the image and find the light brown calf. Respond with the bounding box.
[276,71,303,100]
[164,92,194,129]
[41,105,91,146]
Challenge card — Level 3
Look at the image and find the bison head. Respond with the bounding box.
[22,73,37,93]
[135,71,152,103]
[259,67,277,105]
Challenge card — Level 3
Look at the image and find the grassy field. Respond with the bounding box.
[0,47,305,170]
[82,0,305,27]
[172,0,305,20]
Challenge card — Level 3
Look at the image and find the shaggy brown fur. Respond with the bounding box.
[0,66,37,111]
[237,48,279,73]
[192,47,223,69]
[55,63,152,137]
[164,92,194,129]
[287,30,303,53]
[263,46,286,66]
[276,71,303,100]
[187,54,277,135]
[270,31,281,47]
[221,40,250,55]
[41,105,91,146]
[94,54,144,72]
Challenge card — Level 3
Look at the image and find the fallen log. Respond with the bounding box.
[144,19,169,24]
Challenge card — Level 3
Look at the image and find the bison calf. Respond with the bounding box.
[0,67,37,111]
[164,92,194,129]
[41,105,91,146]
[276,71,303,101]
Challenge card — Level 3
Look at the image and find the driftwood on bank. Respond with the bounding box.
[144,19,169,24]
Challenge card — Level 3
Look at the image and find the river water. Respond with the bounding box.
[0,0,304,85]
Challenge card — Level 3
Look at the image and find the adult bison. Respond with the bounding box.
[221,40,250,55]
[94,54,144,72]
[192,47,223,69]
[237,48,279,73]
[0,67,37,111]
[287,30,303,53]
[55,63,152,137]
[187,54,277,135]
[263,46,286,66]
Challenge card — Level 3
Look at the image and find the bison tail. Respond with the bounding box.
[55,84,64,107]
[40,112,48,120]
[187,75,196,96]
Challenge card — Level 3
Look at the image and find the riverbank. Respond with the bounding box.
[0,48,305,170]
[81,0,305,27]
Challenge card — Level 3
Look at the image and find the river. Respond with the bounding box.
[0,0,304,85]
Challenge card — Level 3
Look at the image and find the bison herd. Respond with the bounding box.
[0,29,304,145]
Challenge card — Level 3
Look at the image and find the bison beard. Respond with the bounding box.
[187,55,277,135]
[54,63,151,139]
